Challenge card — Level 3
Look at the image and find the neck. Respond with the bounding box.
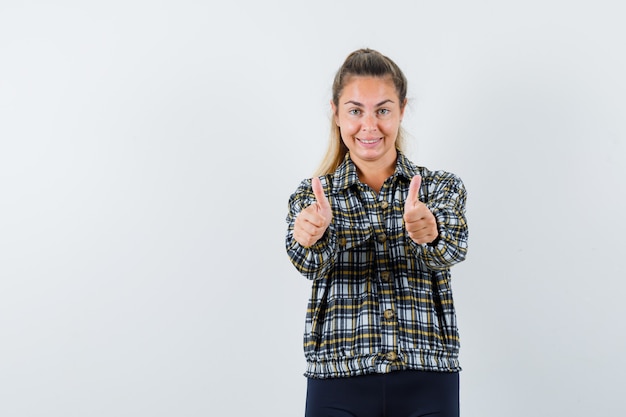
[354,152,397,194]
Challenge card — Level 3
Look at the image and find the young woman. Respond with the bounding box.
[285,48,469,417]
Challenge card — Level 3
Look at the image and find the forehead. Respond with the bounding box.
[339,75,399,103]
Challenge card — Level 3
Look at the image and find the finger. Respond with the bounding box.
[294,211,326,247]
[293,226,316,248]
[311,176,330,210]
[298,208,326,228]
[410,230,437,245]
[297,218,320,236]
[405,175,421,209]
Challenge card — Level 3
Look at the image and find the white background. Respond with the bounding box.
[1,1,625,416]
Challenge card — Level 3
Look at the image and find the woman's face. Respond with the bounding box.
[332,75,406,170]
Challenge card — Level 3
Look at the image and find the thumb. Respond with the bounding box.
[311,176,330,210]
[405,175,422,208]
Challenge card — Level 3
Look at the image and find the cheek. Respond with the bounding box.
[339,126,351,143]
[338,119,359,136]
[380,119,401,134]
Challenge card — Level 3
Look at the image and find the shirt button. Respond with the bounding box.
[377,233,387,243]
[338,237,347,247]
[383,309,395,320]
[381,271,392,282]
[380,201,389,209]
[385,351,398,361]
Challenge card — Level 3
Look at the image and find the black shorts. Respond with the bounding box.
[305,370,459,417]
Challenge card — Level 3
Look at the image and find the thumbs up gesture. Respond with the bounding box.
[293,177,333,247]
[404,175,438,244]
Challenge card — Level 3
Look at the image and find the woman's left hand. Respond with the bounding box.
[403,175,438,244]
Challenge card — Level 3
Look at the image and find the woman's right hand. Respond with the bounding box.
[293,177,332,247]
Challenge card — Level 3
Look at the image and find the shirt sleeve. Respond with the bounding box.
[285,178,337,280]
[410,171,469,271]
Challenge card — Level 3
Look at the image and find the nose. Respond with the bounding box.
[362,113,377,132]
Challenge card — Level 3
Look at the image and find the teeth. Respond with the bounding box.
[360,139,379,144]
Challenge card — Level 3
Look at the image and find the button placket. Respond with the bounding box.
[368,189,399,369]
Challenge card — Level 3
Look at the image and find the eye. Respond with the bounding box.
[377,108,390,115]
[349,109,361,116]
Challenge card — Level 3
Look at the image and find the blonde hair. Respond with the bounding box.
[314,48,409,176]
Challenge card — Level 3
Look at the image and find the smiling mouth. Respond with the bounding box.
[357,137,382,144]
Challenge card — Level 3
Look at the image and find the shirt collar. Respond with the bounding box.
[394,150,421,180]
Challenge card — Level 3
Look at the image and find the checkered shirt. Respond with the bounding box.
[285,151,469,379]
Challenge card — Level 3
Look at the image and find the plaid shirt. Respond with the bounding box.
[285,151,469,379]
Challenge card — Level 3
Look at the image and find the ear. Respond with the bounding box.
[330,100,339,126]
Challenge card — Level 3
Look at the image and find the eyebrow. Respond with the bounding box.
[343,99,395,107]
